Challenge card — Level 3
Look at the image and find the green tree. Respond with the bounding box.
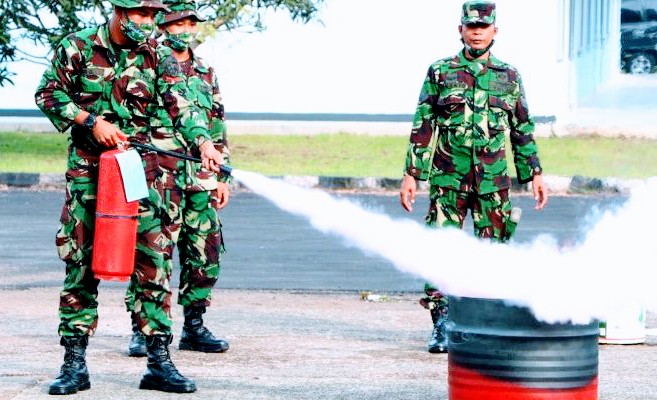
[0,0,324,86]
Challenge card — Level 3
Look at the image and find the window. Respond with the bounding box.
[621,0,657,23]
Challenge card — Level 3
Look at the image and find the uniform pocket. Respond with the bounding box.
[56,176,97,264]
[435,95,466,127]
[77,68,108,107]
[488,94,513,133]
[124,67,156,118]
[189,78,214,110]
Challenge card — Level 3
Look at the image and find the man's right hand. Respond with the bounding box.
[399,175,417,212]
[92,117,126,148]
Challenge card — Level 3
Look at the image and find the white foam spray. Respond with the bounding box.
[232,169,657,325]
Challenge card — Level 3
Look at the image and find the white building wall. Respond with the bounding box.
[175,0,618,122]
[568,0,622,106]
[491,0,571,118]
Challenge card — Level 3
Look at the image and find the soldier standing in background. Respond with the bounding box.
[399,0,548,353]
[125,0,232,357]
[34,0,226,394]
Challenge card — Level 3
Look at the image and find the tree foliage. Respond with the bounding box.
[0,0,324,86]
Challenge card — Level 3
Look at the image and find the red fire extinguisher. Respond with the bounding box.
[91,148,140,281]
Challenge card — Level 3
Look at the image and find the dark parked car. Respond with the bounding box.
[621,0,657,73]
[621,22,657,73]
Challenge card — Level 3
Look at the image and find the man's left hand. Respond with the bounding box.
[215,182,230,210]
[532,174,548,210]
[199,141,224,172]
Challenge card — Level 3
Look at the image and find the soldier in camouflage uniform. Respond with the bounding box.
[34,0,226,395]
[125,0,232,357]
[399,0,548,354]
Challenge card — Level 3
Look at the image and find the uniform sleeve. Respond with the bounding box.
[156,52,212,146]
[509,74,542,184]
[404,66,438,181]
[209,71,227,140]
[209,71,231,184]
[34,37,83,132]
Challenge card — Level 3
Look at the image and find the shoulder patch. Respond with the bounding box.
[161,55,183,84]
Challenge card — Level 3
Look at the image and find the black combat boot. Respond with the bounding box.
[179,305,229,353]
[48,336,91,395]
[128,312,146,357]
[139,334,196,393]
[428,305,449,353]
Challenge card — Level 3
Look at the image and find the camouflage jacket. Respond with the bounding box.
[153,46,231,191]
[34,24,211,155]
[404,50,542,194]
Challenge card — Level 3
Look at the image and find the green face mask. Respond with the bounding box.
[166,31,194,51]
[121,16,155,45]
[463,39,495,59]
[466,46,487,58]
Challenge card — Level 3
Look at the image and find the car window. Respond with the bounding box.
[622,9,642,23]
[622,0,657,23]
[645,7,657,20]
[622,0,644,23]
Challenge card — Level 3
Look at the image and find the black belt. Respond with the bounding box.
[70,125,101,154]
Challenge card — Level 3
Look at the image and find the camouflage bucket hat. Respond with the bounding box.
[158,0,206,25]
[110,0,169,10]
[461,1,496,25]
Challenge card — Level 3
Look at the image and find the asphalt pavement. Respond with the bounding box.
[0,189,629,292]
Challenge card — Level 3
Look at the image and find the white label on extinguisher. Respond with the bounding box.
[115,149,149,202]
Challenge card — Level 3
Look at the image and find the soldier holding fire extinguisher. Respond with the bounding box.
[34,0,225,395]
[124,0,233,358]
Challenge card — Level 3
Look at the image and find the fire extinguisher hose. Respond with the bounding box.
[126,142,233,176]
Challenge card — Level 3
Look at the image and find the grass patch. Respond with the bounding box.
[2,131,657,179]
[0,131,69,173]
[535,136,657,179]
[229,133,407,177]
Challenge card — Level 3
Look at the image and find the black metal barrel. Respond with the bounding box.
[447,297,599,400]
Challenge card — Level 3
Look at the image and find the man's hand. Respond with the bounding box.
[532,174,548,210]
[199,141,224,172]
[399,175,417,212]
[92,117,126,148]
[214,182,230,210]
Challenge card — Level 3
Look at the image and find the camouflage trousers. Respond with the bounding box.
[126,188,224,311]
[420,186,515,312]
[56,148,173,337]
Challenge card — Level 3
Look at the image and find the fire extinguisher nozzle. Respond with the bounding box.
[219,164,233,176]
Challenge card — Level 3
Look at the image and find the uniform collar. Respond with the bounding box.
[93,24,112,50]
[450,49,504,74]
[452,50,504,67]
[188,48,209,74]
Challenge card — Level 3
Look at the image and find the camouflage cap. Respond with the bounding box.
[158,0,206,25]
[461,1,496,25]
[109,0,169,11]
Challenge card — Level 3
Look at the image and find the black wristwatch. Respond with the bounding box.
[82,112,97,130]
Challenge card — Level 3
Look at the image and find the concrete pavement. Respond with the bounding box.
[1,287,656,400]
